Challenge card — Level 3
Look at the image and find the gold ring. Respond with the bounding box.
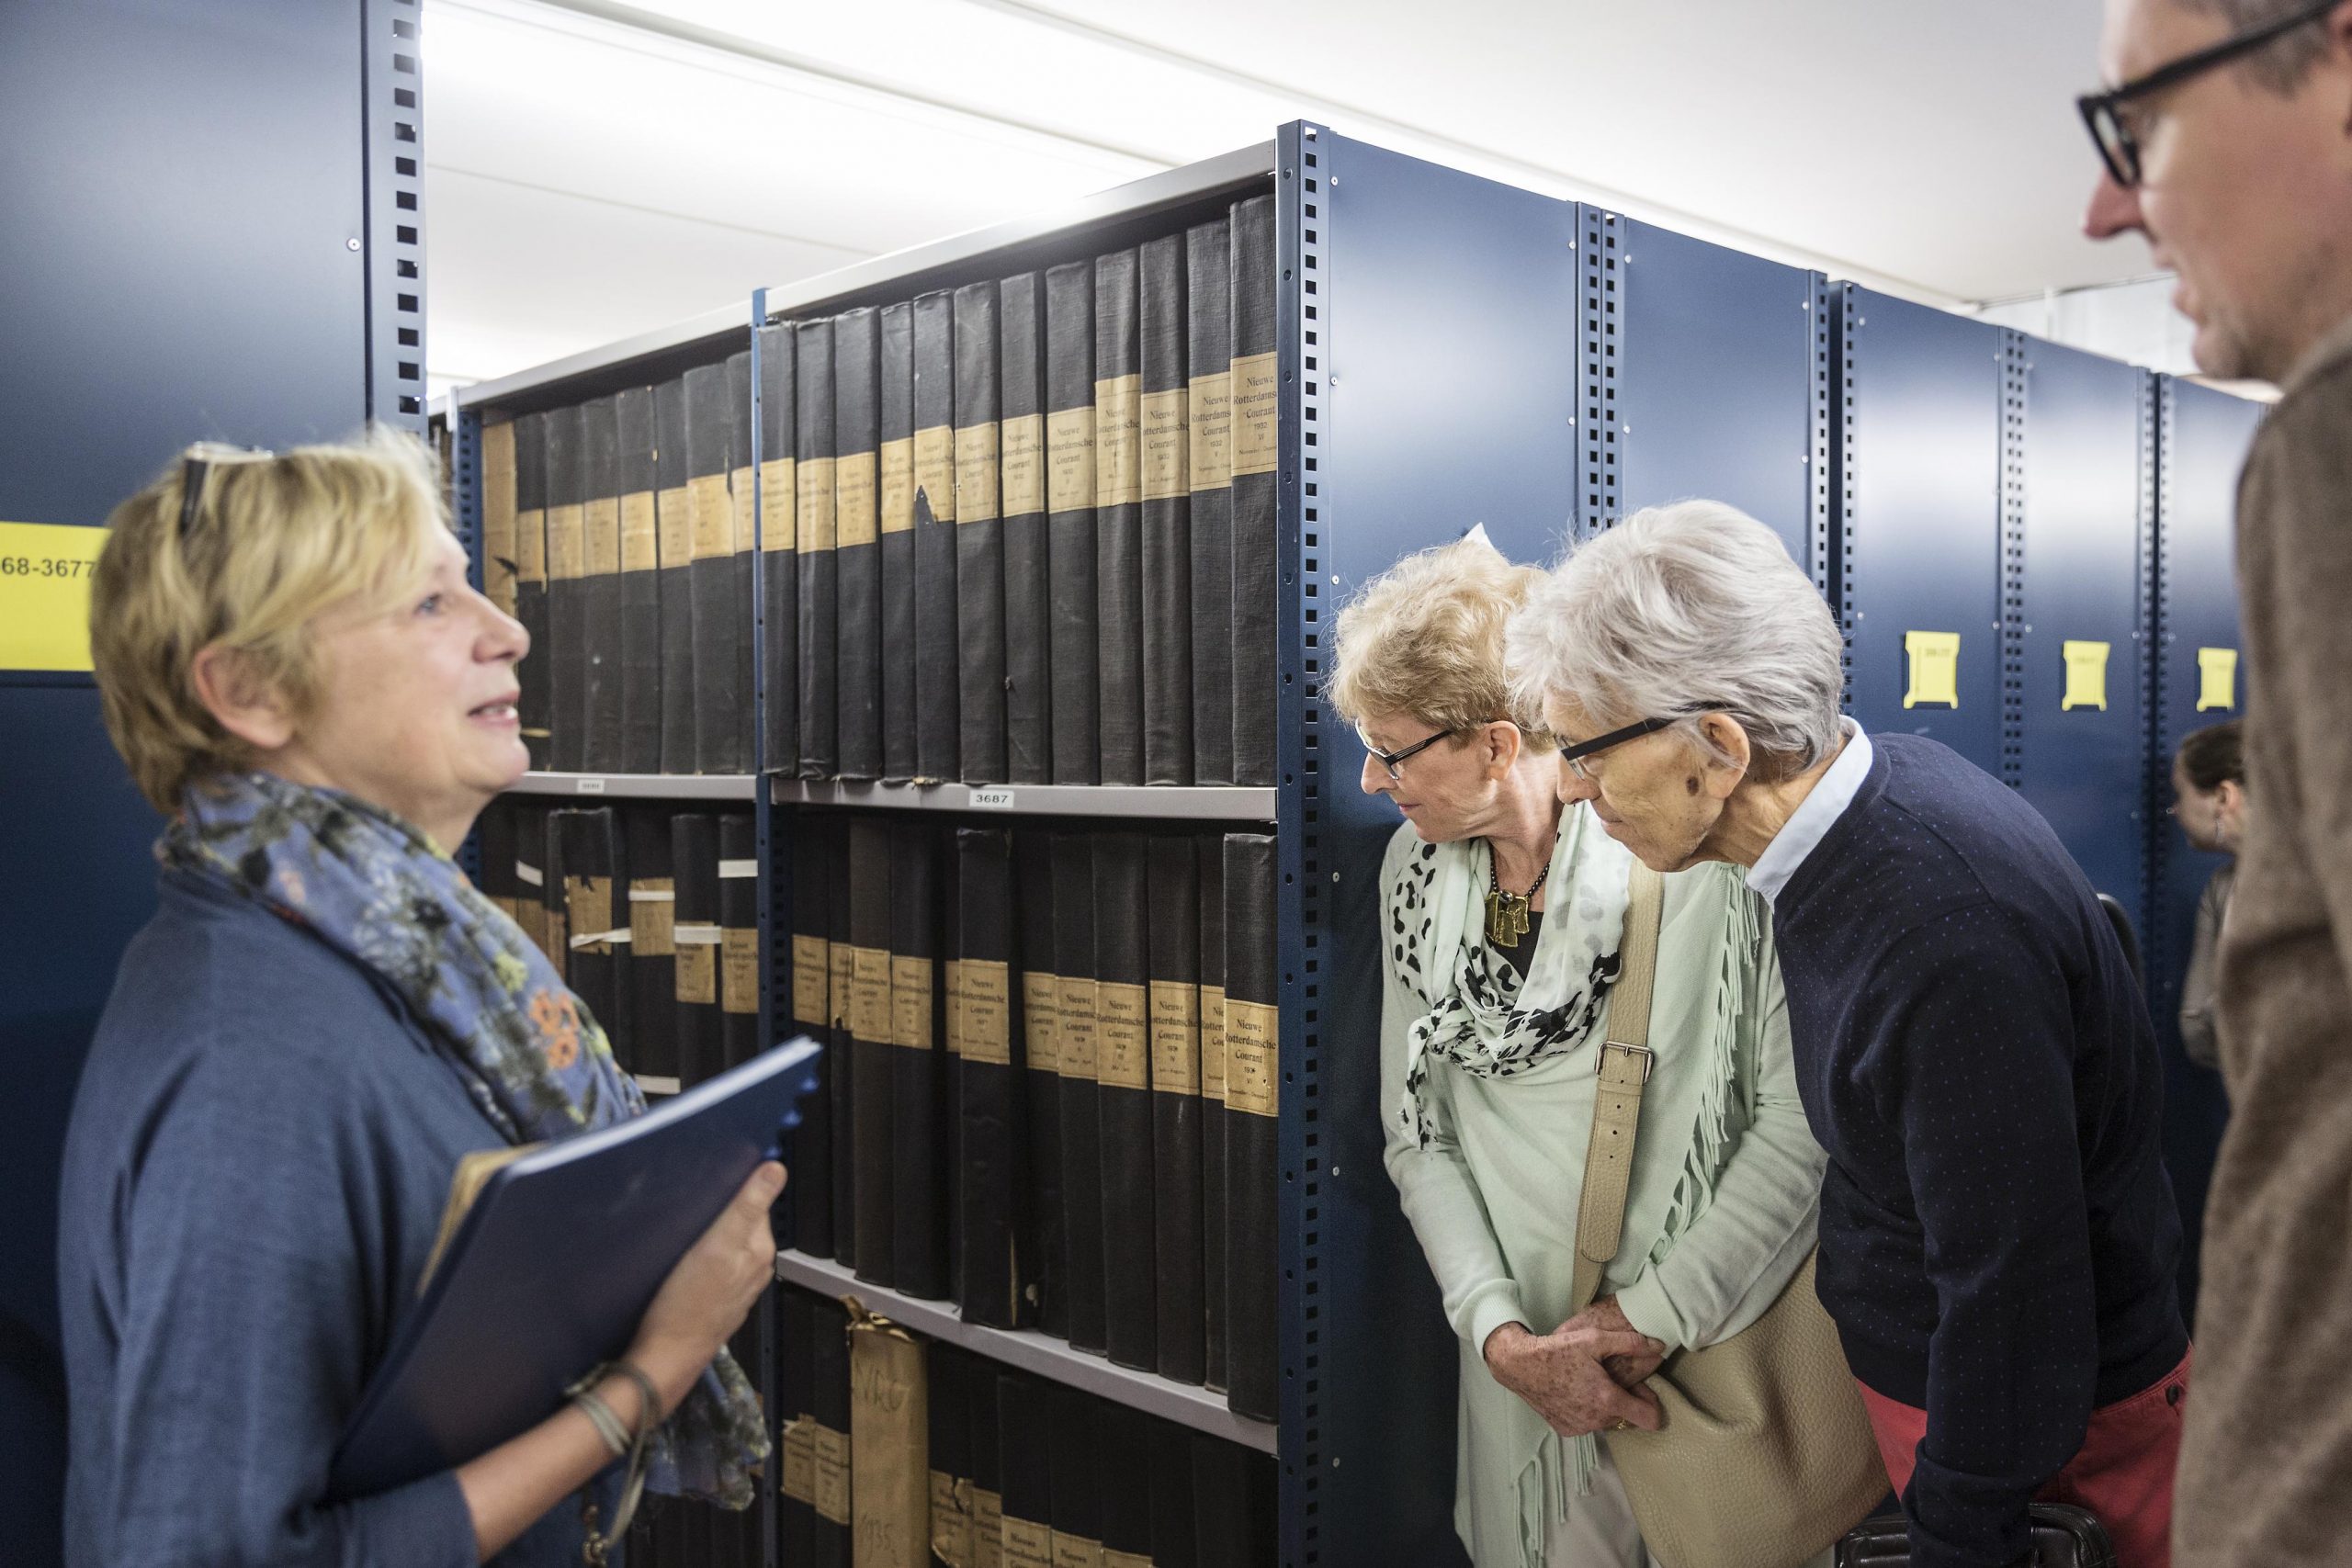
[1610,1419,1631,1432]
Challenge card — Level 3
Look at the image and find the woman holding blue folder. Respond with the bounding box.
[57,434,782,1567]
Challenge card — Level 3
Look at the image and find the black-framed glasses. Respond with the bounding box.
[176,443,275,540]
[1361,726,1464,783]
[2078,0,2340,186]
[1557,714,1686,780]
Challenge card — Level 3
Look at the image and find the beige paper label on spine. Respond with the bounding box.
[675,942,717,1006]
[760,458,797,550]
[722,927,758,1015]
[792,934,829,1025]
[1189,371,1233,493]
[1046,406,1095,514]
[813,1423,852,1525]
[831,945,855,1029]
[797,456,837,553]
[1200,984,1228,1101]
[1001,1517,1055,1568]
[999,413,1046,517]
[1140,388,1188,502]
[959,959,1012,1066]
[780,1416,817,1503]
[879,437,916,534]
[1096,981,1150,1089]
[892,954,935,1049]
[1104,1553,1151,1568]
[1230,350,1281,478]
[944,959,967,1059]
[956,421,1001,523]
[972,1490,1004,1568]
[835,452,878,548]
[1022,972,1062,1075]
[849,1323,928,1568]
[584,497,621,576]
[1052,1536,1103,1568]
[1057,976,1100,1081]
[688,476,731,561]
[565,877,614,951]
[1093,373,1142,509]
[515,507,548,584]
[1226,997,1279,1117]
[655,489,691,568]
[620,492,659,572]
[931,1472,973,1568]
[546,504,586,581]
[482,422,519,614]
[913,425,956,524]
[630,879,675,956]
[852,946,893,1043]
[1150,979,1202,1094]
[730,467,756,556]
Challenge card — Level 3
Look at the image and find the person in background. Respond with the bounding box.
[59,434,778,1567]
[1508,502,2188,1568]
[2170,721,2245,1071]
[2085,2,2352,1559]
[1330,530,1831,1568]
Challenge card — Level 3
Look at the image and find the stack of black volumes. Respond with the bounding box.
[777,812,1278,1424]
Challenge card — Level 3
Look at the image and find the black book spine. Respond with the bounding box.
[998,274,1052,784]
[1093,831,1157,1371]
[967,1357,1004,1568]
[796,318,840,777]
[954,279,1007,784]
[778,1290,819,1566]
[833,309,884,782]
[1147,1419,1199,1568]
[728,350,758,773]
[995,1373,1054,1568]
[1051,832,1107,1353]
[1148,836,1206,1384]
[1093,249,1145,786]
[786,818,835,1257]
[955,828,1029,1328]
[889,823,949,1298]
[879,300,919,784]
[1046,1384,1102,1565]
[827,815,858,1268]
[538,809,569,988]
[684,365,742,774]
[544,402,587,773]
[1185,220,1236,786]
[928,1342,973,1568]
[616,388,663,774]
[655,380,698,775]
[1140,233,1194,785]
[1012,831,1066,1338]
[557,807,628,1066]
[811,1297,854,1568]
[759,323,800,776]
[1095,1404,1155,1567]
[510,803,548,958]
[1197,838,1228,1393]
[1223,832,1280,1421]
[625,807,678,1083]
[511,413,554,771]
[1191,1436,1276,1568]
[942,835,964,1303]
[670,813,723,1089]
[848,817,897,1283]
[475,801,517,927]
[1229,197,1281,788]
[718,811,760,1072]
[580,395,626,773]
[912,289,962,783]
[1044,262,1099,784]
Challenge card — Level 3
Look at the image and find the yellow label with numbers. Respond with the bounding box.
[1902,630,1961,709]
[0,522,107,671]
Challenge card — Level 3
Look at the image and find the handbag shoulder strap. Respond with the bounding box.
[1570,860,1667,1314]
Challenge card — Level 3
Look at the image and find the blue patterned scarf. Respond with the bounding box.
[161,770,770,1506]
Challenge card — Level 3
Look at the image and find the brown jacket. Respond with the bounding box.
[2176,321,2352,1565]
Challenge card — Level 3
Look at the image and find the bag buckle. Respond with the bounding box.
[1597,1040,1654,1082]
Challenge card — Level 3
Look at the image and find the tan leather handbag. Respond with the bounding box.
[1570,863,1888,1568]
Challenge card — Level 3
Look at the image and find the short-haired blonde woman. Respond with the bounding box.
[59,434,780,1568]
[1330,529,1828,1568]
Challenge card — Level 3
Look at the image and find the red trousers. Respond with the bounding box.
[1856,1348,2191,1568]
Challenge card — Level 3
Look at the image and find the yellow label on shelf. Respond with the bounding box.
[516,506,548,583]
[792,934,829,1026]
[956,420,1001,523]
[722,927,759,1015]
[1150,979,1202,1094]
[546,504,587,581]
[797,456,838,553]
[2061,639,2110,712]
[960,959,1013,1066]
[852,945,893,1042]
[1902,629,1961,709]
[1226,998,1279,1117]
[0,522,107,671]
[1022,971,1062,1074]
[760,457,797,550]
[655,489,690,568]
[1200,983,1227,1101]
[1096,981,1150,1089]
[629,878,675,957]
[1230,350,1281,478]
[892,954,935,1048]
[688,476,730,561]
[914,424,957,525]
[619,492,659,572]
[1000,413,1046,517]
[835,451,879,547]
[2198,646,2239,712]
[1140,388,1188,502]
[879,437,916,534]
[1094,373,1142,509]
[1057,976,1100,1080]
[730,465,756,556]
[1189,369,1233,492]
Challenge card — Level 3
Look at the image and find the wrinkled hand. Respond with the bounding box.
[1579,1295,1668,1389]
[1482,1311,1666,1438]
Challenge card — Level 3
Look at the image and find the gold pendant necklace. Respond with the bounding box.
[1486,854,1552,949]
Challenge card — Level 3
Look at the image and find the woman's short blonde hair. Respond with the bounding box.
[89,428,449,814]
[1326,528,1555,749]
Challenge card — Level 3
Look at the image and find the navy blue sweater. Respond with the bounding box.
[58,872,619,1568]
[1770,736,2184,1568]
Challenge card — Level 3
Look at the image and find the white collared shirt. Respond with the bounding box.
[1744,719,1873,908]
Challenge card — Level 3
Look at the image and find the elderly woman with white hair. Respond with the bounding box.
[1510,502,2189,1568]
[1330,529,1836,1568]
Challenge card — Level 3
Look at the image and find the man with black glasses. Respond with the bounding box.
[2084,2,2352,1561]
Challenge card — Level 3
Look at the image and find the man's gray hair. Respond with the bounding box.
[2175,0,2335,93]
[1505,501,1846,781]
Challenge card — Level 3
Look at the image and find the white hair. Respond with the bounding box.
[1505,501,1845,781]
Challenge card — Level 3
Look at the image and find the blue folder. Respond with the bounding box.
[329,1038,825,1498]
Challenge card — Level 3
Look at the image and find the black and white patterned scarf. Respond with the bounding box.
[1390,802,1634,1147]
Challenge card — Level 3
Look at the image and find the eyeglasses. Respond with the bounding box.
[1360,726,1464,783]
[176,443,276,540]
[1557,714,1688,780]
[2078,0,2339,186]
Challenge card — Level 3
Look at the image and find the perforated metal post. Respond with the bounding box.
[2135,371,2163,954]
[1577,206,1623,536]
[361,0,427,433]
[2000,331,2030,789]
[1809,275,1838,602]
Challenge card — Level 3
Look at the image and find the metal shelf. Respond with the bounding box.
[773,1249,1276,1453]
[455,299,749,417]
[505,772,758,801]
[771,779,1278,821]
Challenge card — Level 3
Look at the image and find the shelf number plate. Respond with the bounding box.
[967,788,1015,811]
[575,776,607,795]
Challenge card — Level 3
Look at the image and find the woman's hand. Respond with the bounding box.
[1482,1314,1666,1438]
[1579,1294,1668,1389]
[628,1162,787,1415]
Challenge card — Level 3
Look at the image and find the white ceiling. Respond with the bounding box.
[422,0,2163,394]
